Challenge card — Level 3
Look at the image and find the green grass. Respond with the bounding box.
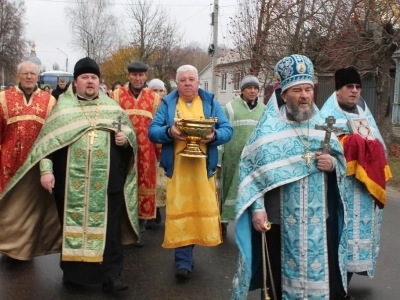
[388,157,400,190]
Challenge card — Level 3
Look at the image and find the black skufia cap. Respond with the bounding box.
[335,67,361,90]
[74,57,100,79]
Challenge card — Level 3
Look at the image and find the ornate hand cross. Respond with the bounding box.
[315,116,343,154]
[112,115,127,132]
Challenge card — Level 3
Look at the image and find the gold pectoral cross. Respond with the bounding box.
[302,151,313,168]
[88,130,97,145]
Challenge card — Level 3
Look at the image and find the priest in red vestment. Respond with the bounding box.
[112,61,161,245]
[0,61,56,193]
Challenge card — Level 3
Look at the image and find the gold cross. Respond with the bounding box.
[88,130,97,145]
[91,213,101,221]
[72,180,82,189]
[12,103,23,114]
[93,182,103,191]
[33,103,44,115]
[302,151,313,168]
[71,212,80,220]
[95,150,105,159]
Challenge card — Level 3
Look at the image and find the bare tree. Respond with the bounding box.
[227,0,400,138]
[313,0,400,139]
[65,0,120,63]
[125,0,182,61]
[169,42,211,75]
[224,0,295,88]
[124,0,184,84]
[0,0,27,82]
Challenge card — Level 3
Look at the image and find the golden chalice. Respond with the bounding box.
[175,117,218,158]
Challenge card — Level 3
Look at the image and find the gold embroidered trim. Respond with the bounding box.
[125,109,153,120]
[138,186,157,195]
[65,232,83,238]
[7,115,45,124]
[87,233,104,239]
[39,158,53,175]
[0,92,8,121]
[61,255,103,262]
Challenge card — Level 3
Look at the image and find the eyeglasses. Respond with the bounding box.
[344,84,361,90]
[19,72,38,77]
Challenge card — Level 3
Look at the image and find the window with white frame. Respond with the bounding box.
[233,72,243,91]
[221,73,227,91]
[204,81,209,91]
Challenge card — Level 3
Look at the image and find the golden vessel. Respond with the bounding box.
[175,117,218,158]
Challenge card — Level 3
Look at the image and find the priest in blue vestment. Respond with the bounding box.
[320,67,391,291]
[231,55,349,300]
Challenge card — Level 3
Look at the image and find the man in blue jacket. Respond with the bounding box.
[148,65,233,280]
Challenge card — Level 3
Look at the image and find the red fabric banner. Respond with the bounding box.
[340,134,392,208]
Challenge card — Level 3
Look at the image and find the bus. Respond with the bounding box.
[39,71,74,89]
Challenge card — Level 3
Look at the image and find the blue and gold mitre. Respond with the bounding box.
[274,54,314,92]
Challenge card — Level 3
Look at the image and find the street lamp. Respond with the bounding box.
[57,48,68,72]
[392,49,400,125]
[77,25,94,58]
[47,60,58,71]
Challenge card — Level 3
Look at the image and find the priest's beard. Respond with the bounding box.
[286,102,315,122]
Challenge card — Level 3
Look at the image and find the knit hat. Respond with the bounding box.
[127,61,149,73]
[335,67,361,90]
[74,57,100,79]
[148,78,165,90]
[274,54,314,92]
[240,75,259,91]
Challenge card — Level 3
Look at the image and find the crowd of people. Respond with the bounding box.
[0,54,392,299]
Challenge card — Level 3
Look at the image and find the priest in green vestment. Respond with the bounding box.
[218,75,265,235]
[0,57,139,293]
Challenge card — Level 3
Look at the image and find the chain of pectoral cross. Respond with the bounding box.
[78,97,100,145]
[288,119,312,167]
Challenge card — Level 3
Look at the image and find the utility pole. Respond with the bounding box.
[57,48,68,72]
[211,0,219,95]
[77,25,94,58]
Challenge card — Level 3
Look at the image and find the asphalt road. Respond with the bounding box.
[0,188,399,300]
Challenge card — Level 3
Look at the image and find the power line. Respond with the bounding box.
[34,0,212,7]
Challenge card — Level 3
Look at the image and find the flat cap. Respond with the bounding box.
[127,61,148,73]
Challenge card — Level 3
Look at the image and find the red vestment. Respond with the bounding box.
[113,87,160,218]
[0,87,56,192]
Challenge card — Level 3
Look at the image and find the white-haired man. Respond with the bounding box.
[1,57,139,293]
[148,65,233,280]
[0,61,56,193]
